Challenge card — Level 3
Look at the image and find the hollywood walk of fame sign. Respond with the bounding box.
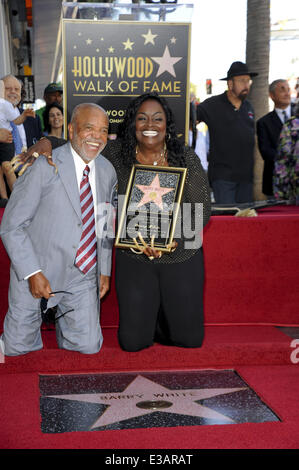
[62,19,191,140]
[39,370,280,433]
[115,164,187,252]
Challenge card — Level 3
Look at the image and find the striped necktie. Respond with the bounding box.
[75,165,97,274]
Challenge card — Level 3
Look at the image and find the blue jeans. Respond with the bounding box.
[212,179,253,204]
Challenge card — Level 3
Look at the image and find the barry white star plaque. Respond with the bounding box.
[115,164,187,252]
[39,369,280,433]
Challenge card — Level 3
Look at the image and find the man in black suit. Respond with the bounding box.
[257,79,293,196]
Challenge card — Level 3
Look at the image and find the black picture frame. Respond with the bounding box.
[115,164,187,252]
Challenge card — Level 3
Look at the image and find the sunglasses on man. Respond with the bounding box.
[40,291,74,325]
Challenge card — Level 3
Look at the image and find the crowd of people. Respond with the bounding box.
[1,65,298,207]
[190,62,299,205]
[0,61,298,357]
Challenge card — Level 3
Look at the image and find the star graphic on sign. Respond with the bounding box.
[151,45,182,78]
[142,29,158,45]
[170,36,177,44]
[108,46,115,53]
[46,375,247,430]
[86,38,93,45]
[122,38,134,50]
[136,174,174,210]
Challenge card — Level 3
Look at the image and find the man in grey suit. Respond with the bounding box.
[0,103,117,356]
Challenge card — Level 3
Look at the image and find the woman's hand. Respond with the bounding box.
[132,232,178,260]
[11,137,56,175]
[142,244,162,260]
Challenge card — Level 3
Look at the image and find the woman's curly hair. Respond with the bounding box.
[117,92,186,168]
[43,102,64,134]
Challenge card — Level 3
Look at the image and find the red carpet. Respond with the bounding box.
[0,326,295,375]
[1,206,299,329]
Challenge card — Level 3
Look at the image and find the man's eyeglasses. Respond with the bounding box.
[40,291,74,325]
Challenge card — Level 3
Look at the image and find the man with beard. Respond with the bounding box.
[0,103,117,356]
[196,62,258,204]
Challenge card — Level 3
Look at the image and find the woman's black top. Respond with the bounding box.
[103,139,211,264]
[50,136,211,264]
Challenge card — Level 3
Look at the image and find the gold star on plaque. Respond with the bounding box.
[142,29,158,45]
[108,46,115,53]
[123,38,134,50]
[86,38,92,45]
[170,36,177,44]
[136,174,174,210]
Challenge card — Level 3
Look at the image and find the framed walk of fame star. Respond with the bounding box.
[62,19,191,142]
[115,164,187,252]
[115,165,187,252]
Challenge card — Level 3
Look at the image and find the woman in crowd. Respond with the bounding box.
[10,92,211,351]
[43,102,64,139]
[273,103,299,205]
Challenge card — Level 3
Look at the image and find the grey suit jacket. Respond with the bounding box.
[0,142,117,297]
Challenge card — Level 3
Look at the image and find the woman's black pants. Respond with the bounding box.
[115,249,205,352]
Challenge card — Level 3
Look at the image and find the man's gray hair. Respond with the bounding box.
[70,102,108,124]
[1,74,22,86]
[269,79,287,95]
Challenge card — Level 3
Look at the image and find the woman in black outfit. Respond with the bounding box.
[109,94,211,351]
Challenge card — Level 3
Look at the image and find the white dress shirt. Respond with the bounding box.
[0,99,27,150]
[0,99,27,148]
[0,98,17,126]
[70,145,98,233]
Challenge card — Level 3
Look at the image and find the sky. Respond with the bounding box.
[48,0,299,108]
[183,0,299,100]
